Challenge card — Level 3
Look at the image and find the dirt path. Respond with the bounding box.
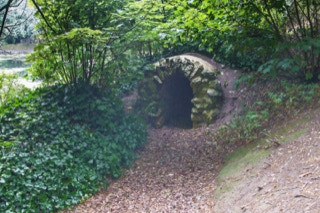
[64,107,320,213]
[62,54,243,212]
[64,127,222,212]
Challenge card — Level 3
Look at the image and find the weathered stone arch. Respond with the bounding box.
[136,55,223,128]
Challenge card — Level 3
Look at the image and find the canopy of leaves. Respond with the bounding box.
[31,0,125,35]
[27,0,153,90]
[126,0,318,81]
[27,28,109,85]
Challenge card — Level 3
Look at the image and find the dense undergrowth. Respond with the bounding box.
[0,73,26,107]
[0,82,147,212]
[213,78,320,154]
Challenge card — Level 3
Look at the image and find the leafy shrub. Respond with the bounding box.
[212,79,320,153]
[0,72,28,108]
[0,84,147,212]
[27,28,108,85]
[258,37,320,82]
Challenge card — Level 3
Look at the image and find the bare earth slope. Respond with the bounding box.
[214,108,320,213]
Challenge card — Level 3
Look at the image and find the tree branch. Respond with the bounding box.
[30,0,56,34]
[0,0,14,38]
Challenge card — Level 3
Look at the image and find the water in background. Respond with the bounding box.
[0,53,41,88]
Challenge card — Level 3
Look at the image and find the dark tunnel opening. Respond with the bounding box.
[159,72,194,128]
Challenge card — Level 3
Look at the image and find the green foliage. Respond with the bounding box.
[258,37,320,81]
[213,80,320,149]
[214,102,270,145]
[144,0,280,69]
[267,80,319,109]
[148,0,320,81]
[115,0,165,60]
[28,0,149,90]
[0,72,28,108]
[27,28,109,85]
[258,58,300,78]
[31,0,126,35]
[0,84,147,212]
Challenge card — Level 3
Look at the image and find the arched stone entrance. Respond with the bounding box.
[136,55,223,128]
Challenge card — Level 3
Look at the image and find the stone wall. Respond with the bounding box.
[136,56,223,128]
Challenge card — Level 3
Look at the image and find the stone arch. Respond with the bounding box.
[136,55,223,128]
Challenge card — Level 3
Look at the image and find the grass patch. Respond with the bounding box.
[220,145,269,179]
[279,129,306,143]
[264,109,314,146]
[215,110,315,198]
[215,143,269,197]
